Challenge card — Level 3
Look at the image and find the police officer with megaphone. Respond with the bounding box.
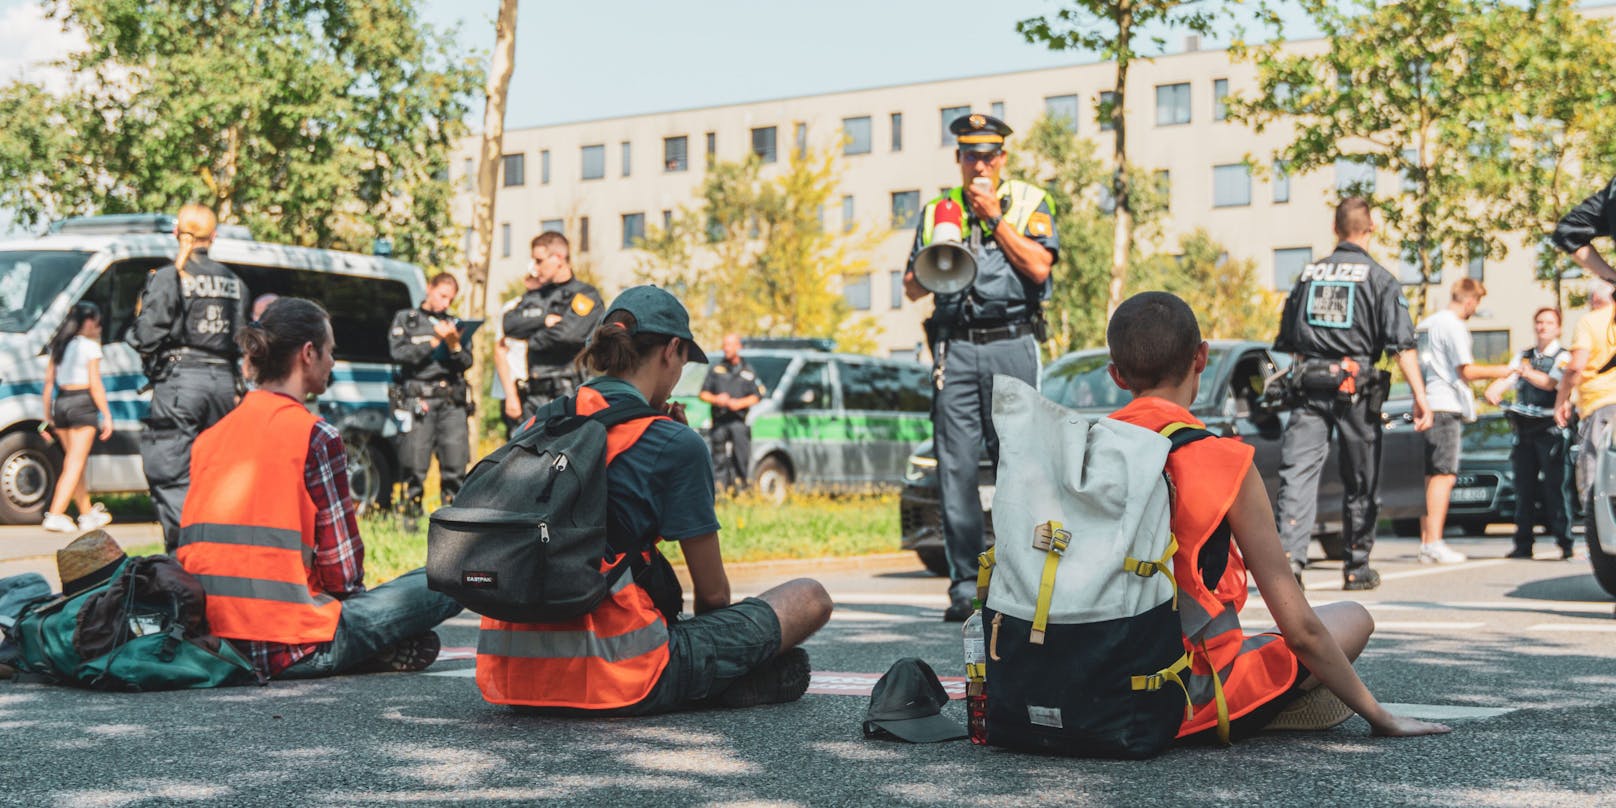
[903,114,1059,622]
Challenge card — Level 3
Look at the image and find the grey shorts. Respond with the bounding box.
[51,389,98,429]
[1425,412,1464,476]
[624,597,782,715]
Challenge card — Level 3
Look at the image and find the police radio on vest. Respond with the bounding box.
[914,198,978,295]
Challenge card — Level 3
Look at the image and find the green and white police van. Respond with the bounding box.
[671,343,933,500]
[0,215,426,523]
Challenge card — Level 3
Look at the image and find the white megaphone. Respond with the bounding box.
[912,197,977,294]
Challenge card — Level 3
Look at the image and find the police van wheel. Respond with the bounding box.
[1585,498,1616,598]
[0,430,59,524]
[752,456,792,504]
[345,439,393,514]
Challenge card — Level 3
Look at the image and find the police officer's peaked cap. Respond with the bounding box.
[950,113,1012,153]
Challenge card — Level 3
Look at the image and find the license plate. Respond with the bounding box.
[1451,487,1491,503]
[979,485,996,512]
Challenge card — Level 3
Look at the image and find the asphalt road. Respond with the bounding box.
[4,530,1615,807]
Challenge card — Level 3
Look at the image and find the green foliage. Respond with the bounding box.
[634,148,881,353]
[1016,0,1223,71]
[0,0,479,269]
[1127,230,1282,341]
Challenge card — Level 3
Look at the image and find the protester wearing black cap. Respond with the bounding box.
[903,113,1060,622]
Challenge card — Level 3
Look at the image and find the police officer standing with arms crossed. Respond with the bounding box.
[700,333,765,492]
[390,273,473,518]
[129,203,245,553]
[1272,198,1433,591]
[903,114,1058,622]
[503,232,605,422]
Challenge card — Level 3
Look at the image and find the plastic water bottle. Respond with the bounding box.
[963,607,988,745]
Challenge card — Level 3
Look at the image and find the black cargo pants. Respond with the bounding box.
[709,418,752,492]
[1275,390,1383,576]
[142,362,239,553]
[399,395,470,513]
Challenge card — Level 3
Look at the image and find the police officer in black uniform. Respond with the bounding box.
[1484,308,1573,559]
[1273,198,1433,591]
[128,204,245,553]
[903,114,1059,621]
[699,333,765,491]
[389,273,473,515]
[502,232,605,422]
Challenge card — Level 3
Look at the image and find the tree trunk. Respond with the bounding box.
[466,0,519,439]
[1106,6,1134,318]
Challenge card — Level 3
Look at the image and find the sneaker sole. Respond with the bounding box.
[1264,687,1356,732]
[719,648,811,708]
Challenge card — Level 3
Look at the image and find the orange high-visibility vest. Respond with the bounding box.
[1112,398,1298,740]
[476,386,673,709]
[176,390,342,645]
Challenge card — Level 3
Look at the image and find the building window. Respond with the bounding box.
[844,273,872,311]
[1045,94,1079,133]
[705,131,716,162]
[501,153,525,187]
[1335,156,1376,194]
[1273,247,1313,288]
[1154,169,1171,209]
[581,145,605,180]
[1213,78,1230,122]
[1399,147,1421,193]
[941,105,971,145]
[991,101,1005,120]
[1473,330,1510,362]
[891,190,920,230]
[890,270,904,310]
[843,116,872,155]
[841,194,855,233]
[540,218,564,235]
[664,137,687,172]
[890,113,903,151]
[751,126,777,163]
[622,213,645,249]
[1099,91,1117,132]
[1213,163,1252,208]
[579,216,590,253]
[1273,160,1290,204]
[462,157,474,190]
[1155,83,1192,126]
[500,222,511,258]
[621,142,632,177]
[1468,243,1485,282]
[794,122,807,158]
[661,210,673,231]
[540,150,551,184]
[1398,247,1439,284]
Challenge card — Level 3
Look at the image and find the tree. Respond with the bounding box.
[1010,114,1166,354]
[0,0,478,267]
[1018,0,1224,318]
[635,147,881,353]
[1231,0,1528,316]
[464,0,519,416]
[1127,230,1281,340]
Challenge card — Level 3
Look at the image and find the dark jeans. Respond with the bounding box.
[399,398,470,511]
[143,363,239,553]
[1511,418,1572,551]
[278,569,463,679]
[1275,391,1383,575]
[709,419,752,491]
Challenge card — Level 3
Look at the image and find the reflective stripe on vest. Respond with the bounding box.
[176,390,339,646]
[475,387,674,710]
[919,179,1049,247]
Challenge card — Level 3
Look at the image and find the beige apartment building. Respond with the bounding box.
[452,32,1599,360]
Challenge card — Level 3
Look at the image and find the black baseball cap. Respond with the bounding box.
[862,658,967,743]
[600,285,708,364]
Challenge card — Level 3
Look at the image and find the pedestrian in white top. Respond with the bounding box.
[1415,278,1513,563]
[40,302,114,533]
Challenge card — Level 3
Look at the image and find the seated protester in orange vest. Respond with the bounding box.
[477,286,834,713]
[177,298,463,679]
[1106,292,1450,741]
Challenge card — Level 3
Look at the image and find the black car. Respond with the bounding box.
[899,340,1429,576]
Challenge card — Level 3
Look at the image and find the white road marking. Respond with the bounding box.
[1301,559,1510,591]
[1377,703,1516,720]
[829,609,926,624]
[1527,623,1616,633]
[424,668,476,678]
[1245,621,1485,633]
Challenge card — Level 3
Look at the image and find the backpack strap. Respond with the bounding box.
[587,399,666,428]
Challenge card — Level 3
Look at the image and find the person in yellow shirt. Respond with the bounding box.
[1554,282,1616,506]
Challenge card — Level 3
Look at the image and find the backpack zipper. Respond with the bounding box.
[540,522,551,543]
[538,453,569,502]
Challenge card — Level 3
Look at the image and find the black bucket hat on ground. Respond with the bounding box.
[862,657,967,743]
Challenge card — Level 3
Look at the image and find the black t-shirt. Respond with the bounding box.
[700,357,765,424]
[1274,243,1417,361]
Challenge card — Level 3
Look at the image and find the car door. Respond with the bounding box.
[778,358,839,487]
[1226,349,1288,506]
[76,257,167,488]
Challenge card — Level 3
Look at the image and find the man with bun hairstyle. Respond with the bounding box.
[129,203,246,552]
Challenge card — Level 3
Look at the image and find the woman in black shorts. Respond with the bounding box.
[41,302,113,533]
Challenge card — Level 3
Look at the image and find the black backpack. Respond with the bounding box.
[427,396,662,623]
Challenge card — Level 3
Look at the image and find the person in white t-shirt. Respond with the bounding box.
[1415,278,1513,564]
[40,302,114,533]
[492,267,542,439]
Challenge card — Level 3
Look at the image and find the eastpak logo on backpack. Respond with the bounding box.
[976,375,1211,759]
[426,395,663,622]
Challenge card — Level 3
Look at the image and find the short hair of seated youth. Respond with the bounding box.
[1107,292,1202,391]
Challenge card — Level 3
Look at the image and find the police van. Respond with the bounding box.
[671,342,933,501]
[0,215,426,524]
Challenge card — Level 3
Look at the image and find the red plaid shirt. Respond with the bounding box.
[243,413,365,677]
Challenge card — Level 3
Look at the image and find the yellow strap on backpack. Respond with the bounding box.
[1130,651,1195,721]
[1123,533,1180,610]
[1029,521,1069,645]
[976,547,995,605]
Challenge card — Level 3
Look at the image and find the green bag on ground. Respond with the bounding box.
[12,557,260,691]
